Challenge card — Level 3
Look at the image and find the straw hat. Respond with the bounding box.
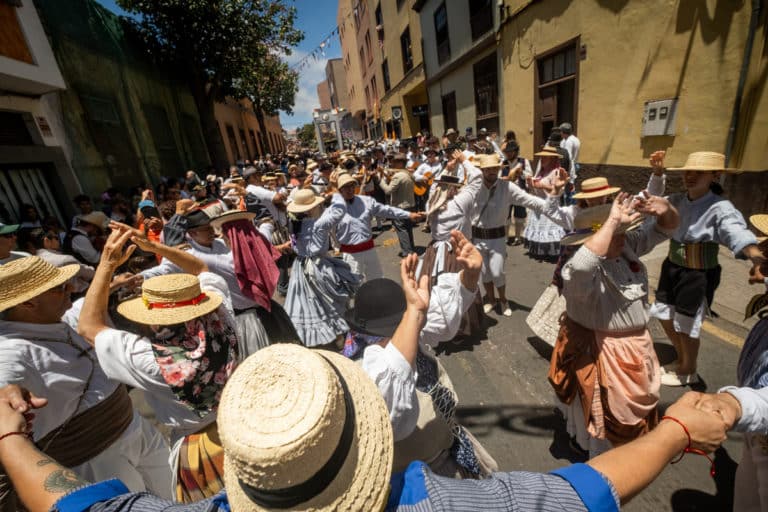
[306,162,319,172]
[210,210,256,230]
[287,189,325,214]
[560,204,643,246]
[573,177,621,200]
[666,151,739,172]
[219,344,392,512]
[473,153,503,169]
[533,145,563,158]
[117,273,223,325]
[337,173,358,189]
[77,211,109,229]
[750,214,768,236]
[0,256,79,313]
[434,174,463,187]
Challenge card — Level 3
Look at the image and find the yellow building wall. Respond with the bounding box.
[500,0,764,169]
[338,0,367,118]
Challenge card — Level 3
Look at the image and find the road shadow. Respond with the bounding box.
[504,298,532,313]
[527,335,554,361]
[455,402,588,463]
[435,316,498,356]
[669,447,737,512]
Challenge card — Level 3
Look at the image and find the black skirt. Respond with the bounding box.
[655,258,722,317]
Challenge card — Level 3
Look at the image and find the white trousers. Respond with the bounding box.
[649,301,706,338]
[473,236,507,288]
[74,411,173,499]
[342,248,383,282]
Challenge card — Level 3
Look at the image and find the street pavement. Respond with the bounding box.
[372,223,753,512]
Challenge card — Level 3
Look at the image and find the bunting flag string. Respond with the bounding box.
[289,0,362,72]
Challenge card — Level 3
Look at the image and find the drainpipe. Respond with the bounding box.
[724,0,761,166]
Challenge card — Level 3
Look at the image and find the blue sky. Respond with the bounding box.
[96,0,341,131]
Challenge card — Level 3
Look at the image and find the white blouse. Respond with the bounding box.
[361,272,477,440]
[93,272,234,443]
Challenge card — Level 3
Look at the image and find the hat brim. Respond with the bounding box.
[116,290,223,325]
[533,150,563,158]
[343,310,402,338]
[210,210,257,230]
[560,218,644,246]
[0,224,19,235]
[572,186,621,200]
[435,180,463,187]
[0,263,80,313]
[223,350,393,512]
[287,196,325,214]
[750,214,768,236]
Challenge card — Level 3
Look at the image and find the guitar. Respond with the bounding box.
[413,171,434,196]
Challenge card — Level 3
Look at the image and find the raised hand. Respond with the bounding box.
[400,253,429,314]
[100,225,136,269]
[550,167,570,195]
[609,192,642,228]
[451,230,482,291]
[633,191,671,218]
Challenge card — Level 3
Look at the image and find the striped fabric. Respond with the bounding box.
[176,422,225,503]
[668,239,720,270]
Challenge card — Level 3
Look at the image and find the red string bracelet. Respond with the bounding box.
[0,431,31,443]
[661,415,716,478]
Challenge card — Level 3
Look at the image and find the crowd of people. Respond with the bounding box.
[0,122,766,512]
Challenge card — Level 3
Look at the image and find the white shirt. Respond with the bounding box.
[471,179,547,229]
[94,273,233,443]
[0,251,30,265]
[246,184,279,220]
[361,272,477,440]
[333,194,410,245]
[0,318,119,441]
[429,166,483,241]
[561,135,581,164]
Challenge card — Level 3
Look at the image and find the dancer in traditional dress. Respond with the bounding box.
[284,189,361,348]
[647,151,765,386]
[524,146,567,260]
[78,225,239,502]
[550,193,679,457]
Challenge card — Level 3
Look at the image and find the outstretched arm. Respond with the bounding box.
[110,221,208,276]
[389,254,429,366]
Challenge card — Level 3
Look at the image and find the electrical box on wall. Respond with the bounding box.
[642,98,678,137]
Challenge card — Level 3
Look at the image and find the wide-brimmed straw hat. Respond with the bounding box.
[210,210,256,230]
[287,189,325,214]
[344,278,406,337]
[666,151,739,172]
[77,211,109,229]
[573,177,621,200]
[560,204,643,246]
[750,214,768,236]
[219,344,393,512]
[117,273,223,325]
[337,174,358,189]
[533,145,563,158]
[0,256,79,313]
[474,153,503,169]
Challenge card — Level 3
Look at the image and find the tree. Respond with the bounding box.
[297,123,316,148]
[117,0,303,168]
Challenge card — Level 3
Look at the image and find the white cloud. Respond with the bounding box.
[279,49,329,130]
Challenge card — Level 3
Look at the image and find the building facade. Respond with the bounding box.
[495,0,767,217]
[378,0,429,139]
[0,0,82,224]
[214,98,286,164]
[326,58,349,110]
[317,80,332,110]
[415,0,501,138]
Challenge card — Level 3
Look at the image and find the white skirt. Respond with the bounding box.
[526,284,566,346]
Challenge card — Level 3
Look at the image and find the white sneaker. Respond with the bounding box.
[660,370,700,387]
[483,303,494,314]
[501,304,513,317]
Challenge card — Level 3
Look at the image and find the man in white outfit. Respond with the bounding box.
[0,257,171,509]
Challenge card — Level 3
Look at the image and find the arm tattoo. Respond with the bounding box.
[36,459,55,467]
[44,469,88,493]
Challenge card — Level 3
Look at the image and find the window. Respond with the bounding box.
[238,128,250,159]
[400,27,413,74]
[365,31,373,64]
[537,45,576,85]
[396,0,405,10]
[364,86,371,111]
[382,59,391,92]
[473,52,499,134]
[434,3,450,65]
[371,76,379,103]
[375,3,383,26]
[535,42,578,150]
[469,0,493,41]
[359,47,366,76]
[249,129,260,157]
[441,92,457,133]
[225,124,241,160]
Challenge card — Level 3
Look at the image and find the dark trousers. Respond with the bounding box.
[277,254,292,296]
[393,207,415,255]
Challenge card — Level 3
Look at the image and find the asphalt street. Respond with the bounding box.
[373,224,745,512]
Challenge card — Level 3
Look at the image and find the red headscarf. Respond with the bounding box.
[222,219,280,311]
